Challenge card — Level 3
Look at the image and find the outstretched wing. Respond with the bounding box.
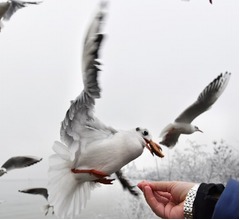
[3,0,41,21]
[115,170,139,196]
[60,2,116,147]
[175,72,231,123]
[1,156,42,172]
[19,188,48,200]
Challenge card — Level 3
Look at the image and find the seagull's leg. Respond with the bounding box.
[94,178,115,184]
[71,168,108,178]
[71,168,115,184]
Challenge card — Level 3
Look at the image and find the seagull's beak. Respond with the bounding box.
[144,139,164,158]
[197,128,203,133]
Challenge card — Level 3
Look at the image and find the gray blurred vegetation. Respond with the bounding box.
[125,139,239,185]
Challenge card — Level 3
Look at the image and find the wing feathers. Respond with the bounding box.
[60,4,108,146]
[3,0,41,21]
[1,156,42,172]
[19,188,48,200]
[175,72,231,123]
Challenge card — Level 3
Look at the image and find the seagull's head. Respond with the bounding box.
[193,126,203,133]
[0,167,7,177]
[136,127,164,158]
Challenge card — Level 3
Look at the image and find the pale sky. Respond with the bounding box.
[0,0,238,179]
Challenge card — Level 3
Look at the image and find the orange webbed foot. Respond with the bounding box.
[71,168,109,178]
[95,178,115,185]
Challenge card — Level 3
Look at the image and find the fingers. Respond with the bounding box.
[153,191,170,205]
[138,180,174,192]
[138,180,196,203]
[147,181,176,192]
[138,181,171,205]
[142,185,165,218]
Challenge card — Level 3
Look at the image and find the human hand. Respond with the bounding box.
[137,180,196,219]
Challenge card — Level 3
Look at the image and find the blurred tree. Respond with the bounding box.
[125,140,239,185]
[208,140,239,184]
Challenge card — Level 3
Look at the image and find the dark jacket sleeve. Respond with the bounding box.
[212,179,239,219]
[192,182,224,218]
[192,179,239,219]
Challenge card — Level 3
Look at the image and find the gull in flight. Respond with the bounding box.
[159,72,231,148]
[19,188,54,215]
[48,3,164,218]
[0,156,42,176]
[0,0,41,31]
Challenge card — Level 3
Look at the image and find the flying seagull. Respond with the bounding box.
[48,3,164,218]
[19,188,54,215]
[0,0,41,31]
[159,72,231,148]
[0,156,42,176]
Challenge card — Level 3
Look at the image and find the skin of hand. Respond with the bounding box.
[137,180,196,219]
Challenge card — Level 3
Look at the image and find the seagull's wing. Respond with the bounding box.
[175,72,231,123]
[160,133,180,147]
[0,2,10,19]
[3,0,41,21]
[1,156,42,172]
[19,188,48,200]
[60,2,116,148]
[115,170,138,196]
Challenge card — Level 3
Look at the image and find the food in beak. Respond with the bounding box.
[144,139,164,158]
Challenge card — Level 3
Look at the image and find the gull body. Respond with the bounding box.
[0,0,41,31]
[48,3,163,218]
[0,156,42,176]
[160,72,231,148]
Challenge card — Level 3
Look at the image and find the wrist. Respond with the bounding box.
[183,184,200,219]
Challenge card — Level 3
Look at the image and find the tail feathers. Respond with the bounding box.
[48,141,95,218]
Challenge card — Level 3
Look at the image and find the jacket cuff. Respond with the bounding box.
[192,183,225,219]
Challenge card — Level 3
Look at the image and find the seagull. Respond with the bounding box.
[48,3,164,218]
[159,72,231,148]
[0,0,41,31]
[0,156,42,176]
[19,188,54,215]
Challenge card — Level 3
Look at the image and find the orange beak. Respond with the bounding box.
[144,139,164,158]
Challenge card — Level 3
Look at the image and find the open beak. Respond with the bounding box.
[144,139,164,158]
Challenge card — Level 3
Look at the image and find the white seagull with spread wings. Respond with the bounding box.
[48,3,164,218]
[159,72,231,148]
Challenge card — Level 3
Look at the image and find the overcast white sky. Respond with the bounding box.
[0,0,238,179]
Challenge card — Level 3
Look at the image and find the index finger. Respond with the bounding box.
[143,185,165,218]
[143,181,176,193]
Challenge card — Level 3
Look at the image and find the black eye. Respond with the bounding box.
[143,131,148,136]
[136,127,140,131]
